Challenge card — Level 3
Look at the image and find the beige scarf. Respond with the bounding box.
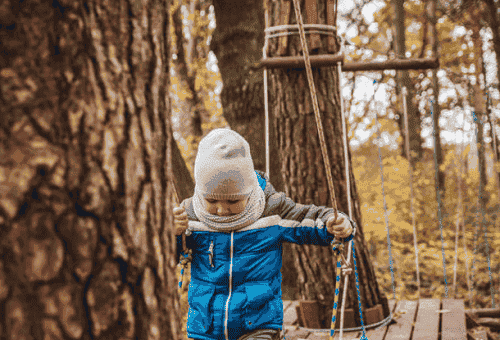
[192,186,265,232]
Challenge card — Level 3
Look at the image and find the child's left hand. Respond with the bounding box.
[326,215,353,239]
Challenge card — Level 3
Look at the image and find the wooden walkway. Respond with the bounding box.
[282,299,467,340]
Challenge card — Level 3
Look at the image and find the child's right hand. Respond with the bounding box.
[173,206,188,236]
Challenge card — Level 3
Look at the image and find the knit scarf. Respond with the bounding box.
[192,186,266,232]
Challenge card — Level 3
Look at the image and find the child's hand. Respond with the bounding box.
[326,215,353,239]
[173,206,188,236]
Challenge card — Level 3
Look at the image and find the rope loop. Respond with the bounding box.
[264,24,337,39]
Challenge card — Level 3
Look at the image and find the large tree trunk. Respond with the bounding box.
[0,1,182,339]
[211,0,284,193]
[266,0,386,327]
[394,0,424,163]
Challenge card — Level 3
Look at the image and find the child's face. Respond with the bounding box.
[204,198,248,216]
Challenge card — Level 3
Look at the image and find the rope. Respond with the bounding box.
[452,110,467,298]
[263,0,270,179]
[265,30,336,39]
[402,87,420,299]
[337,59,354,340]
[288,2,360,339]
[373,81,397,300]
[352,240,369,340]
[173,185,192,289]
[290,0,339,221]
[264,23,337,33]
[430,99,449,298]
[299,311,393,333]
[329,241,345,338]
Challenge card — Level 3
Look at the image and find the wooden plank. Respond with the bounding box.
[364,299,396,340]
[441,299,467,340]
[284,301,300,325]
[412,299,440,340]
[306,331,361,340]
[384,300,417,340]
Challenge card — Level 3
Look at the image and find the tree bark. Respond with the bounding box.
[394,0,424,163]
[0,1,182,339]
[211,0,284,193]
[266,0,385,327]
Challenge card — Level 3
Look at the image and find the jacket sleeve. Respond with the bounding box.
[258,170,352,224]
[278,211,354,246]
[257,170,357,244]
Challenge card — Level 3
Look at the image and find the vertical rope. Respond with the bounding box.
[453,111,466,298]
[402,87,420,299]
[352,242,369,340]
[373,81,397,300]
[263,0,270,179]
[329,243,344,339]
[291,0,338,220]
[337,60,353,340]
[430,99,448,298]
[458,103,473,307]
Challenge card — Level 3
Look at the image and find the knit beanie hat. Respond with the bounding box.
[194,128,259,200]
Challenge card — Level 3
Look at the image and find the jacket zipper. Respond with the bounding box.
[224,232,234,340]
[208,241,215,268]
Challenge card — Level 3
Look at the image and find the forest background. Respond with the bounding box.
[171,0,500,335]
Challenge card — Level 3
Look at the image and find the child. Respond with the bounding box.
[174,128,356,340]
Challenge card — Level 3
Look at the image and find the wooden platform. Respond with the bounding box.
[282,299,467,340]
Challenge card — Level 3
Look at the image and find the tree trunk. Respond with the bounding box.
[172,2,204,139]
[394,0,424,163]
[266,0,386,327]
[471,21,489,206]
[484,0,500,95]
[427,0,445,194]
[0,1,182,339]
[211,0,284,193]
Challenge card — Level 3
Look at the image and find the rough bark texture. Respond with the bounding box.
[0,1,182,339]
[394,0,424,163]
[211,0,284,193]
[266,0,385,327]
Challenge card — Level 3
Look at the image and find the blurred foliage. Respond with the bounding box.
[353,138,500,308]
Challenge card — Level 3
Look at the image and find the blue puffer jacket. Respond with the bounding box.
[177,171,355,340]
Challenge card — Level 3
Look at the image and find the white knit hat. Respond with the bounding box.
[194,128,259,200]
